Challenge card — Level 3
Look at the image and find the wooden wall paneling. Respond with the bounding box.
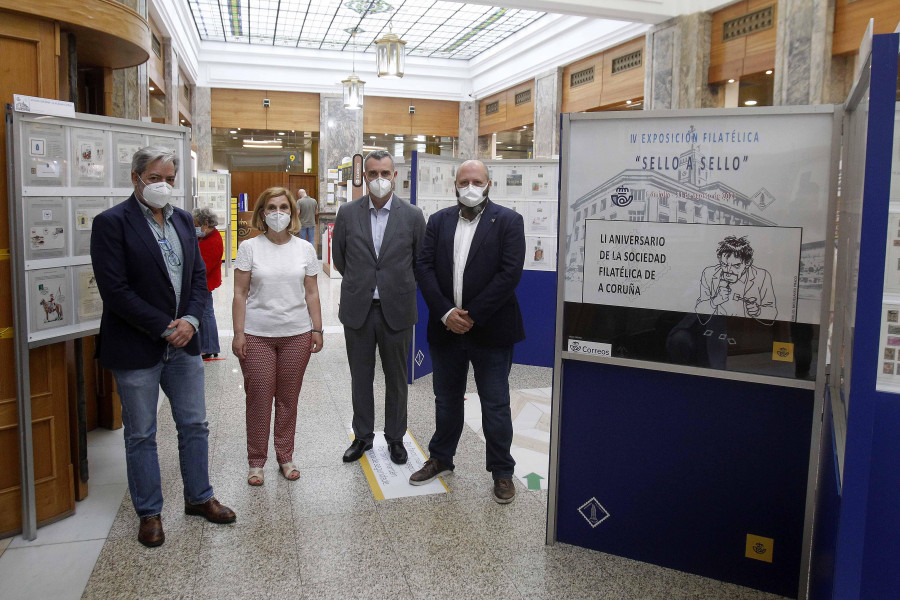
[0,10,75,537]
[742,0,777,76]
[211,88,319,132]
[408,99,459,137]
[364,96,413,134]
[477,90,507,136]
[562,52,603,113]
[709,1,749,83]
[231,172,293,210]
[600,38,646,107]
[833,0,900,55]
[147,19,165,89]
[503,79,535,130]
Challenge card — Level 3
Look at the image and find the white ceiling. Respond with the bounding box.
[151,0,733,101]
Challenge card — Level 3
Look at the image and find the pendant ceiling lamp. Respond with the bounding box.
[343,29,365,110]
[375,23,406,78]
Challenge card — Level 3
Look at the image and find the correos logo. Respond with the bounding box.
[568,339,612,357]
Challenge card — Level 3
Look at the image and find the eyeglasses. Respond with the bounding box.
[157,238,182,267]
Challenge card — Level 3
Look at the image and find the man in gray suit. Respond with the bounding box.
[333,150,426,465]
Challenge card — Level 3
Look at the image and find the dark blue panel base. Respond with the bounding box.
[808,386,840,600]
[513,270,556,368]
[556,360,814,598]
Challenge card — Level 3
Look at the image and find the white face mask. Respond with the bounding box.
[368,177,393,199]
[139,177,174,208]
[456,184,488,207]
[265,211,291,233]
[195,226,204,238]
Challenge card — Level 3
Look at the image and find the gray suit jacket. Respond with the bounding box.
[332,194,426,331]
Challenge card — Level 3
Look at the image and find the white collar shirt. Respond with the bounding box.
[369,194,393,299]
[442,209,482,323]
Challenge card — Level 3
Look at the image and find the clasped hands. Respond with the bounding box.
[446,308,474,334]
[165,319,195,348]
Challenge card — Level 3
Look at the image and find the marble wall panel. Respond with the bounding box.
[319,94,362,205]
[534,68,562,158]
[774,0,833,105]
[193,86,213,171]
[645,13,714,110]
[164,38,178,125]
[458,101,478,159]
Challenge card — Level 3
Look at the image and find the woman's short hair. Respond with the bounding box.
[192,206,219,228]
[251,187,300,234]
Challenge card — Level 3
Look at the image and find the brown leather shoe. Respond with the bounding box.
[184,497,236,524]
[493,478,516,504]
[408,458,452,486]
[138,514,165,547]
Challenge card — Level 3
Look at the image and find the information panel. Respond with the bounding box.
[561,110,836,380]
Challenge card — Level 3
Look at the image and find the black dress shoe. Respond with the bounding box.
[343,438,373,462]
[388,441,408,465]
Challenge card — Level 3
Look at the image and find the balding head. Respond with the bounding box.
[456,160,490,186]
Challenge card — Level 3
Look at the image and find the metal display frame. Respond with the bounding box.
[547,106,842,599]
[197,170,233,276]
[6,105,190,540]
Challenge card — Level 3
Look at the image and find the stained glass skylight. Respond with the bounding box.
[186,0,546,59]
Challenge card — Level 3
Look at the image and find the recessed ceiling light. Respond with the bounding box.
[506,146,512,149]
[522,126,527,130]
[237,127,241,130]
[394,136,404,140]
[727,78,736,83]
[230,130,237,134]
[291,130,295,133]
[278,132,285,135]
[232,136,237,139]
[149,86,155,91]
[765,70,773,75]
[625,100,632,105]
[370,135,376,139]
[180,119,185,123]
[744,100,758,106]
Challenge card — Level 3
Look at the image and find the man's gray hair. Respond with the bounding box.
[192,206,219,228]
[131,146,179,175]
[364,149,394,171]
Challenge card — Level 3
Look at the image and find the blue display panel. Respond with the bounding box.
[556,359,813,598]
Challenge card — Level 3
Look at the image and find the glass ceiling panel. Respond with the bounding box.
[187,0,545,59]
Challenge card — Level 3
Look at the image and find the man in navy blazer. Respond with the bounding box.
[410,159,526,504]
[91,146,234,548]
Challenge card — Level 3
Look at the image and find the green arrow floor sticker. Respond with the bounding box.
[524,472,544,490]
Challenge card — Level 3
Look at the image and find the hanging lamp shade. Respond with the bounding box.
[375,31,406,78]
[342,74,365,110]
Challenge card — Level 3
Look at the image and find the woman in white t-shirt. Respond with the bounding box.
[232,187,324,486]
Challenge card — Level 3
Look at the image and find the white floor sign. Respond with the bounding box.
[349,430,448,500]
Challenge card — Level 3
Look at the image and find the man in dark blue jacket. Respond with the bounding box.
[91,146,234,547]
[410,159,526,504]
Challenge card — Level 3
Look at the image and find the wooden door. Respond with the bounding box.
[0,10,75,536]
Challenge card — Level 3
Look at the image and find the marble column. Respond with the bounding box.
[457,101,478,159]
[163,37,179,125]
[108,0,148,120]
[644,13,715,110]
[193,86,212,171]
[533,67,563,158]
[773,0,834,105]
[318,94,362,206]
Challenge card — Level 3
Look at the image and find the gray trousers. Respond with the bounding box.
[344,303,411,444]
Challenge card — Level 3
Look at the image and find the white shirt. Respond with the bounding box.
[235,235,321,337]
[369,195,392,300]
[442,210,482,324]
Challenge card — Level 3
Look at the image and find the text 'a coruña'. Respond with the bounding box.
[599,282,642,295]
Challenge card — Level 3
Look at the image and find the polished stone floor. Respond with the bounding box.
[1,268,788,600]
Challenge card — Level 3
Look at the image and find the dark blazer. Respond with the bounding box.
[90,194,208,369]
[332,194,426,331]
[415,200,526,348]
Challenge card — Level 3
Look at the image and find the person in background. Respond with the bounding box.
[232,187,324,486]
[297,188,318,245]
[192,207,223,359]
[91,146,235,548]
[410,159,526,504]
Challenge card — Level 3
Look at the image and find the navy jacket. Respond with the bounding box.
[415,200,526,348]
[90,195,207,369]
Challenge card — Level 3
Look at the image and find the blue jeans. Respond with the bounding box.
[299,226,315,243]
[112,347,213,517]
[428,339,516,480]
[199,289,220,354]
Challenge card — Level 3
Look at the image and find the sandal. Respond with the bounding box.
[247,467,264,486]
[279,462,300,481]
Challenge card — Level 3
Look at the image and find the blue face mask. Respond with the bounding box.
[196,226,204,237]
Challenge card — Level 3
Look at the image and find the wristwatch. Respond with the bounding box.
[311,329,324,334]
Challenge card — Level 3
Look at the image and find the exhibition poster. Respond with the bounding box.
[22,121,66,187]
[72,197,110,256]
[112,132,144,187]
[75,266,103,322]
[29,267,70,331]
[562,112,834,379]
[25,198,67,260]
[71,127,108,186]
